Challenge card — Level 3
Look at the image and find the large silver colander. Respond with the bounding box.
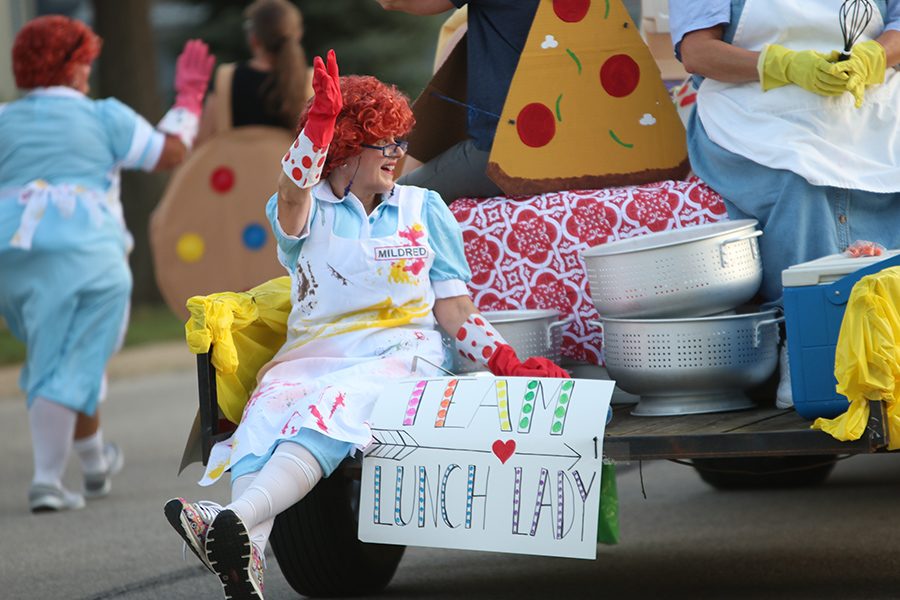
[581,219,763,318]
[453,309,571,374]
[591,310,782,416]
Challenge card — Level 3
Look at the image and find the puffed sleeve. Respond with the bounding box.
[423,190,472,299]
[266,192,316,272]
[96,97,165,171]
[668,0,732,60]
[886,0,900,32]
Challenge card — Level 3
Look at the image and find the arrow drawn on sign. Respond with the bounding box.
[368,428,584,470]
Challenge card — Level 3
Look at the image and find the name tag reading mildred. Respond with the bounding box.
[359,376,614,559]
[374,245,429,260]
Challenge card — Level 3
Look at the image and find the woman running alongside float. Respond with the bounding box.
[0,16,214,513]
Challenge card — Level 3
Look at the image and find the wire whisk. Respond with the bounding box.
[839,0,875,60]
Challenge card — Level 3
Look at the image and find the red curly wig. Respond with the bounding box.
[297,75,415,178]
[12,16,102,90]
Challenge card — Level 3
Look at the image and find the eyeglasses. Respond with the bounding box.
[361,140,408,158]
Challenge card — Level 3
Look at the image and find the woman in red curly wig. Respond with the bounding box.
[164,51,564,600]
[0,15,214,514]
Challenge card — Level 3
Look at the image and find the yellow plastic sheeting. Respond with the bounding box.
[812,267,900,449]
[184,276,292,423]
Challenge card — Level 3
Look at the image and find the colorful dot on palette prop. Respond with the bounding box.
[209,166,235,193]
[242,223,267,250]
[176,232,205,263]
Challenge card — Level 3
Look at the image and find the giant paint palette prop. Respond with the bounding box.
[151,126,293,319]
[487,0,690,195]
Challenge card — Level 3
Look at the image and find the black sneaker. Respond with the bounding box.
[205,509,264,599]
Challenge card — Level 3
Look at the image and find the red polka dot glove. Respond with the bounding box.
[455,315,569,378]
[158,40,215,150]
[283,49,341,189]
[282,131,328,189]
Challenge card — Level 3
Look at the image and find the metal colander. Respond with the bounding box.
[581,219,763,318]
[591,310,782,416]
[452,309,571,374]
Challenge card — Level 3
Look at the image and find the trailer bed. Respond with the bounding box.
[603,401,890,461]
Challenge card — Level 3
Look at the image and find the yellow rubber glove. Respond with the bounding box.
[825,40,886,108]
[758,44,848,95]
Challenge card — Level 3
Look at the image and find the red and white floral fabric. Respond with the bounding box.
[449,176,728,365]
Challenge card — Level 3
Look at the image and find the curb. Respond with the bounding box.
[0,340,195,401]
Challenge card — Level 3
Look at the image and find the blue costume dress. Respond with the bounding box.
[670,0,900,303]
[0,87,164,415]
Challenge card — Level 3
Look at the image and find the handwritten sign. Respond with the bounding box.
[359,376,613,559]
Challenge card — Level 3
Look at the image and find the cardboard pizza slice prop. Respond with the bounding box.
[487,0,690,195]
[150,126,293,319]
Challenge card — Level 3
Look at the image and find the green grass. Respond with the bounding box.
[0,304,185,366]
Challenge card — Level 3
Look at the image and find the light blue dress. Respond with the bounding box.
[0,87,163,415]
[669,0,900,303]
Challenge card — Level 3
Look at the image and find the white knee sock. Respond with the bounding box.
[73,430,107,474]
[28,397,78,488]
[231,474,275,551]
[227,443,323,535]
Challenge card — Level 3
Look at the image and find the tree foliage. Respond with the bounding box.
[181,0,449,97]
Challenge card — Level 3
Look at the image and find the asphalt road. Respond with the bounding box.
[2,366,900,600]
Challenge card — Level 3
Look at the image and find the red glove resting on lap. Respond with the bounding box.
[455,314,569,378]
[283,49,342,188]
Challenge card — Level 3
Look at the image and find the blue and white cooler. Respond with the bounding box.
[782,251,900,420]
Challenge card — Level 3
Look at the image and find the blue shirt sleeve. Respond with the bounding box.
[668,0,732,60]
[886,0,900,31]
[423,190,472,293]
[95,97,163,170]
[266,193,315,272]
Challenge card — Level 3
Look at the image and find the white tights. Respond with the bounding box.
[228,442,323,551]
[28,397,77,488]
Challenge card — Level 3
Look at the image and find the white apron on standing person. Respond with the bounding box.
[697,0,898,192]
[677,0,900,304]
[200,182,446,485]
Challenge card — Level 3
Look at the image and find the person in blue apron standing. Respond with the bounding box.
[670,0,900,407]
[164,50,568,600]
[0,16,214,512]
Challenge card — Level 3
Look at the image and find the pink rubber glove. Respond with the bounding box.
[305,49,342,149]
[173,39,215,116]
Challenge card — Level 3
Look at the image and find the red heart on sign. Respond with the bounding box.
[491,439,516,464]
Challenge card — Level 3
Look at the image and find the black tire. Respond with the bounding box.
[692,455,838,490]
[270,464,406,597]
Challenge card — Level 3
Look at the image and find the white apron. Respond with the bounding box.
[696,0,900,192]
[201,183,445,484]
